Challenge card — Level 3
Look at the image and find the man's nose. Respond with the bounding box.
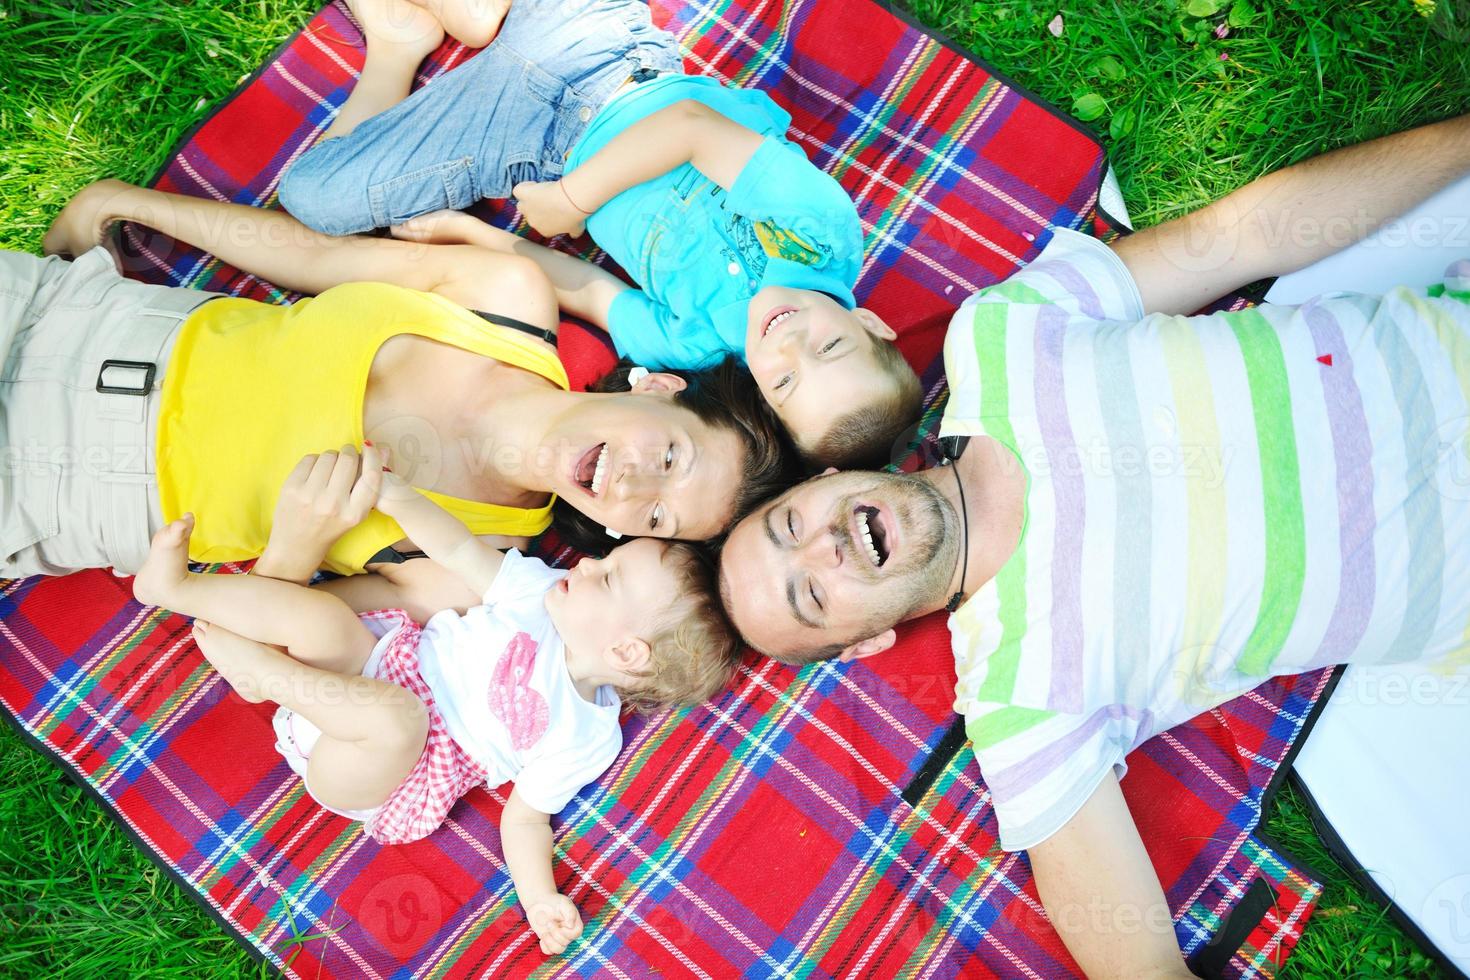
[798,529,843,570]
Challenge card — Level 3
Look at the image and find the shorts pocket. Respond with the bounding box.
[0,458,61,564]
[368,157,479,228]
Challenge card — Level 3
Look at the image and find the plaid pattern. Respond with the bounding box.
[347,610,490,846]
[0,1,1331,976]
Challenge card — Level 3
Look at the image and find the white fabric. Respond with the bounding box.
[1271,173,1470,976]
[415,548,622,815]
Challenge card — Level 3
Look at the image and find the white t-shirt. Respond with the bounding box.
[941,227,1470,850]
[415,549,623,815]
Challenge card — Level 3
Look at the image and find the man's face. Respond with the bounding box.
[719,470,957,661]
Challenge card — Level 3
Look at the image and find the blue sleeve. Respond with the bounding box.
[725,137,865,267]
[607,289,730,371]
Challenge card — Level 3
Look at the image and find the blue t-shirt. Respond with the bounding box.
[565,74,865,370]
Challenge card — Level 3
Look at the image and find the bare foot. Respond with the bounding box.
[133,513,196,609]
[410,0,510,49]
[346,0,445,63]
[191,620,283,704]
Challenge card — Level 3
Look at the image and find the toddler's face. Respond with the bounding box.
[544,538,680,655]
[744,286,898,449]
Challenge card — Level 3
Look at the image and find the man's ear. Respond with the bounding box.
[854,308,898,342]
[837,628,897,662]
[631,371,688,395]
[608,636,653,674]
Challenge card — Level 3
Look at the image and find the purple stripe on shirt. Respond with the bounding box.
[1301,303,1377,668]
[986,704,1153,798]
[1034,307,1087,713]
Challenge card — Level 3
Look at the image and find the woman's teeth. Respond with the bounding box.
[763,309,796,337]
[858,509,883,567]
[590,445,610,496]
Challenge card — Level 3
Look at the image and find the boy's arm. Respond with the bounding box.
[43,180,556,329]
[372,460,507,597]
[1115,112,1470,316]
[1027,774,1195,980]
[501,788,584,956]
[392,210,628,329]
[513,99,766,238]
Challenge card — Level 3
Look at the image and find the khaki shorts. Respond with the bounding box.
[0,247,219,579]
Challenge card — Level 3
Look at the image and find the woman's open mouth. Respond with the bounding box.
[761,306,798,338]
[853,504,892,569]
[574,443,610,497]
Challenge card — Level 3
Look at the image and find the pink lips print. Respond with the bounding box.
[489,631,550,751]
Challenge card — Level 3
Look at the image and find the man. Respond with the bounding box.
[719,113,1470,979]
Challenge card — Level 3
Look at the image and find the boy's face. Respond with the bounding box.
[744,287,898,449]
[544,537,681,659]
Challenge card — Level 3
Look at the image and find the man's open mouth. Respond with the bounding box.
[574,443,609,497]
[854,504,891,568]
[761,306,798,338]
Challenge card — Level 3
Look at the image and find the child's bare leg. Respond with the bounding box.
[409,0,510,49]
[324,0,447,142]
[192,621,429,812]
[134,515,376,676]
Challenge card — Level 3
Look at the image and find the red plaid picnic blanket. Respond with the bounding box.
[0,1,1332,976]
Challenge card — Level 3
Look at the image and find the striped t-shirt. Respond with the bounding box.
[941,227,1470,851]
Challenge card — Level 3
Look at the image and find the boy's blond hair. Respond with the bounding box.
[803,335,923,469]
[620,543,743,713]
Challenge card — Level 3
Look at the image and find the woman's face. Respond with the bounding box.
[544,377,745,540]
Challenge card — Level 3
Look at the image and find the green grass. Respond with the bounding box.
[1,0,1467,975]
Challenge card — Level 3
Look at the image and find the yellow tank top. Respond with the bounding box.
[156,282,569,575]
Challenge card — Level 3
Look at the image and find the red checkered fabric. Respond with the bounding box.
[345,610,490,846]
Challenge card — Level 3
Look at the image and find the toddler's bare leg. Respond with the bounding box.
[409,0,510,49]
[134,515,377,676]
[193,622,429,813]
[324,0,447,141]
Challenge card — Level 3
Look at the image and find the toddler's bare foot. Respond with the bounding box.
[411,0,510,49]
[346,0,445,63]
[191,620,283,704]
[133,514,196,609]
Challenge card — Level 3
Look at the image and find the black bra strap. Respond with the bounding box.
[473,309,557,345]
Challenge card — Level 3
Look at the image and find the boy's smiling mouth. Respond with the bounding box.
[761,306,798,338]
[573,443,610,497]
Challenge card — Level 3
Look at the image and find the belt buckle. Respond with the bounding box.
[96,359,156,396]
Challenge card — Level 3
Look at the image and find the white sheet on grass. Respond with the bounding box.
[1267,173,1470,978]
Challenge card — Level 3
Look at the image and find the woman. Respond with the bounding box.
[7,180,798,599]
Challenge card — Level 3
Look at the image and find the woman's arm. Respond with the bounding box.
[1026,774,1195,980]
[392,209,627,328]
[501,788,584,956]
[43,180,557,328]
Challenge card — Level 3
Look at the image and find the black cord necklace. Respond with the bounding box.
[945,458,970,613]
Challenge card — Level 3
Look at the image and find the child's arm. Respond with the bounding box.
[43,180,556,329]
[251,447,383,586]
[1026,774,1195,980]
[501,788,584,956]
[512,100,766,238]
[371,460,507,597]
[392,210,628,329]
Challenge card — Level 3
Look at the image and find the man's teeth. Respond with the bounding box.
[763,310,795,337]
[858,510,883,566]
[590,445,609,496]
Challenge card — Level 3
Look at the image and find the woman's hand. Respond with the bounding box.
[42,178,143,258]
[523,892,583,955]
[512,180,588,239]
[262,446,383,569]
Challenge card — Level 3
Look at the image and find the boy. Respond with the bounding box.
[279,0,921,468]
